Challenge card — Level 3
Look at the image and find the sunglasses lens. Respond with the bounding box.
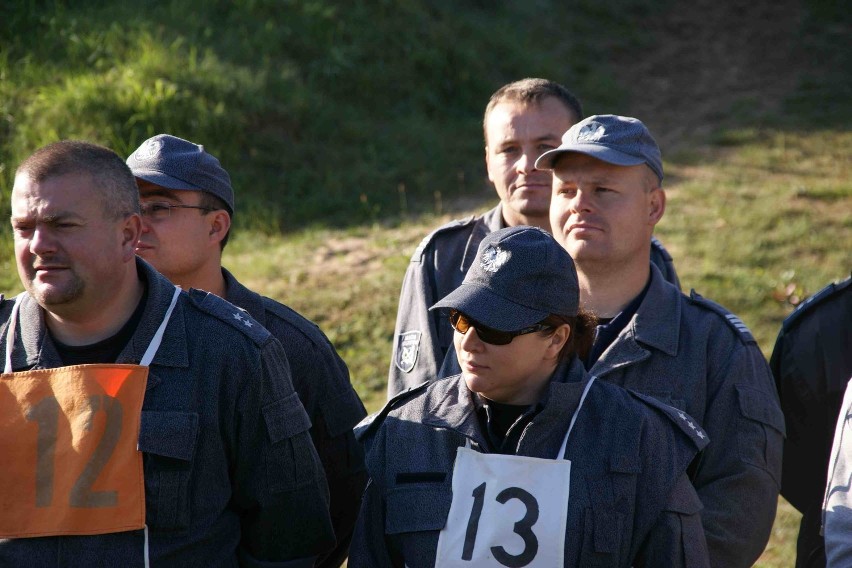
[450,311,514,345]
[475,326,513,345]
[451,311,472,333]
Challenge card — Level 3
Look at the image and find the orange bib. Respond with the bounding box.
[0,364,148,537]
[1,286,180,539]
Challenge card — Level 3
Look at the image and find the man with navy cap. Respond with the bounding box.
[537,115,785,567]
[126,135,368,568]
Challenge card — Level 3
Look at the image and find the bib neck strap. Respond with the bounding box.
[3,286,181,373]
[557,375,597,459]
[139,286,181,367]
[4,295,24,374]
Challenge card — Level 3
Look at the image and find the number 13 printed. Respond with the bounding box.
[462,482,541,567]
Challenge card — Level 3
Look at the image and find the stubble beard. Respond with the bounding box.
[25,268,85,309]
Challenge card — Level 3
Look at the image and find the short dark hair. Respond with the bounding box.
[16,140,140,219]
[540,310,598,362]
[198,191,232,250]
[483,78,583,145]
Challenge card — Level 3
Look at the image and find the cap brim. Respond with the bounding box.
[536,143,646,170]
[430,282,550,332]
[131,169,204,192]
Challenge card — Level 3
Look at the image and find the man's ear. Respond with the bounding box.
[121,214,143,262]
[209,210,232,246]
[648,186,666,226]
[485,146,494,184]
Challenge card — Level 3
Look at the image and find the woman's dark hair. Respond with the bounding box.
[540,310,598,362]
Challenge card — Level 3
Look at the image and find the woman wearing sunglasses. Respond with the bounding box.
[350,226,710,567]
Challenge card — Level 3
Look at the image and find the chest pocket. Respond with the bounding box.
[263,392,317,492]
[578,425,641,567]
[138,411,199,531]
[385,484,453,567]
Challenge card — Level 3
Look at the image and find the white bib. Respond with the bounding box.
[434,377,596,567]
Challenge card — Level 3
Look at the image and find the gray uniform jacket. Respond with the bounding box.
[0,259,335,567]
[350,358,711,568]
[588,264,786,568]
[223,268,368,568]
[387,203,681,398]
[770,275,852,568]
[823,376,852,567]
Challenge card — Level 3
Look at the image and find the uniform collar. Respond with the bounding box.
[590,264,682,374]
[419,376,486,447]
[420,357,591,456]
[627,263,682,356]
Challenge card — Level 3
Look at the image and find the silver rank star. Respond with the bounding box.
[232,312,254,327]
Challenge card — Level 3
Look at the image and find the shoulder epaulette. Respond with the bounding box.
[262,296,317,331]
[261,296,333,348]
[187,288,271,344]
[628,390,710,450]
[688,291,756,343]
[354,380,431,443]
[782,274,852,331]
[411,216,477,261]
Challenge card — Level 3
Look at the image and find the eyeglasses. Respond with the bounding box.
[140,201,216,221]
[449,310,552,346]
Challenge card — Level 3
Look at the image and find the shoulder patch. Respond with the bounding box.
[688,291,756,343]
[354,381,431,444]
[629,390,710,450]
[782,274,852,331]
[411,216,477,261]
[187,288,271,344]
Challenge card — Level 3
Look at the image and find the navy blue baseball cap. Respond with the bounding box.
[431,226,579,331]
[535,114,663,182]
[127,134,234,214]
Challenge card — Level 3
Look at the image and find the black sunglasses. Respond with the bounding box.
[449,310,552,346]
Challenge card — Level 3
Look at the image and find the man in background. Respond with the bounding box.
[127,134,367,568]
[387,78,680,397]
[771,274,852,567]
[1,140,334,565]
[539,114,785,567]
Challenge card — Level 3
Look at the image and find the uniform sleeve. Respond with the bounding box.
[634,474,710,568]
[770,325,826,515]
[347,479,399,568]
[694,339,784,568]
[233,337,335,565]
[307,343,368,568]
[387,244,444,398]
[824,379,852,566]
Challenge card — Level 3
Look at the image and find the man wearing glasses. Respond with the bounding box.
[127,135,367,568]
